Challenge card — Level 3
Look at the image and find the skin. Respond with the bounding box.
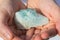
[0,0,26,40]
[27,0,60,40]
[0,0,60,40]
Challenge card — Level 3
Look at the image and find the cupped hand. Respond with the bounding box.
[0,0,26,40]
[26,0,60,40]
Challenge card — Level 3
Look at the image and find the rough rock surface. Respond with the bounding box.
[14,8,49,29]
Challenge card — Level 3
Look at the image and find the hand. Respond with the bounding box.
[26,0,60,40]
[0,0,26,40]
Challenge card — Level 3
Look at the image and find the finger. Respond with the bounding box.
[20,35,25,40]
[40,28,49,39]
[56,21,60,35]
[0,24,14,40]
[31,34,43,40]
[15,30,24,36]
[34,35,42,40]
[41,28,57,40]
[0,10,13,40]
[40,22,57,39]
[34,29,41,35]
[26,28,35,40]
[0,23,23,40]
[0,10,22,40]
[0,21,23,40]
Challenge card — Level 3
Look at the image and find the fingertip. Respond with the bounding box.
[33,34,43,40]
[34,29,41,34]
[41,27,57,39]
[26,28,35,40]
[41,32,49,39]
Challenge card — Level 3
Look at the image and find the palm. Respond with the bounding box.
[0,0,26,40]
[27,0,60,40]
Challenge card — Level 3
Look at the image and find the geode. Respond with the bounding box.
[14,8,49,29]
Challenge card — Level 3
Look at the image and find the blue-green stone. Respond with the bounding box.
[14,8,49,29]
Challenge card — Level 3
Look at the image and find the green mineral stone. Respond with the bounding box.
[14,8,49,29]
